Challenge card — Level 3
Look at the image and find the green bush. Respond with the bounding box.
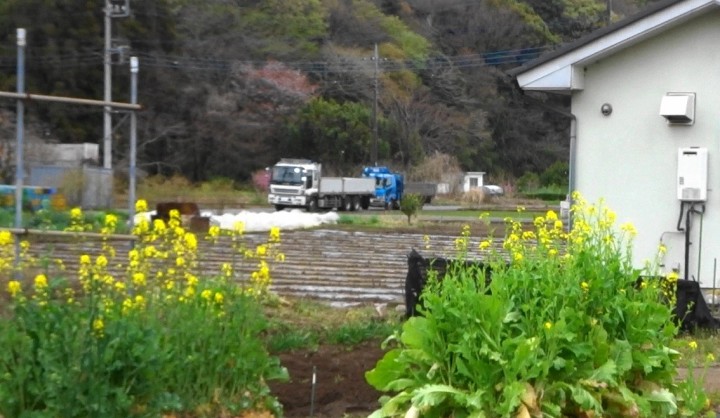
[367,194,710,417]
[540,161,569,188]
[516,172,540,193]
[400,194,423,225]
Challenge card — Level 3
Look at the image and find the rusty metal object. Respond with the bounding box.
[151,201,210,233]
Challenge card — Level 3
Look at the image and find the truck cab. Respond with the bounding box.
[362,166,404,209]
[268,159,319,211]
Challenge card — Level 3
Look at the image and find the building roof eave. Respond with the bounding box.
[511,0,720,92]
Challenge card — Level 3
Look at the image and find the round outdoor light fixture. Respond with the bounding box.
[601,103,613,116]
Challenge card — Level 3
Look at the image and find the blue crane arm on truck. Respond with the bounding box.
[361,166,404,209]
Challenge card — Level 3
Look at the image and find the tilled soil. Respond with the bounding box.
[269,340,385,418]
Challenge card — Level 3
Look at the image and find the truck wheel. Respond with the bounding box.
[361,197,370,210]
[342,197,352,212]
[391,199,400,210]
[307,198,318,212]
[351,196,361,211]
[275,204,286,211]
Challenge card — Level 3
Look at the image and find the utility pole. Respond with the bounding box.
[607,0,613,25]
[372,43,379,167]
[103,0,130,169]
[15,28,25,237]
[128,56,138,230]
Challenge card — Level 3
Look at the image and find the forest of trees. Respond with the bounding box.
[0,0,662,184]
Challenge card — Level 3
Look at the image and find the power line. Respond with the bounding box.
[0,43,553,78]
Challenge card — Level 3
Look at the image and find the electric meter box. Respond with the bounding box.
[677,147,708,202]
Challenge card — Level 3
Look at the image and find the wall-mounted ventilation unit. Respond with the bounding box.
[660,92,695,125]
[677,147,707,202]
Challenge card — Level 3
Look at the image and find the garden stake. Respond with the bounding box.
[310,365,317,417]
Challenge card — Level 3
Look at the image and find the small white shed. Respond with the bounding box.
[462,172,485,193]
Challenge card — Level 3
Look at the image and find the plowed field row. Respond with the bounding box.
[24,227,495,308]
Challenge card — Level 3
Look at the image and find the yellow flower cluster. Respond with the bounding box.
[501,209,566,264]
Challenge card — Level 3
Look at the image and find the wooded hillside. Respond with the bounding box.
[0,0,661,183]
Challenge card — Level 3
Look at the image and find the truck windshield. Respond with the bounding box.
[271,166,306,185]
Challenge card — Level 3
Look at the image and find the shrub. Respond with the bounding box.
[400,194,423,225]
[540,161,569,188]
[516,172,540,192]
[367,193,710,418]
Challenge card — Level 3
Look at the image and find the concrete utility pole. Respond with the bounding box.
[15,28,25,234]
[372,43,379,166]
[128,56,138,230]
[103,0,131,169]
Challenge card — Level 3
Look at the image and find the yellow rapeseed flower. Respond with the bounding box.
[707,353,716,362]
[214,292,224,304]
[546,210,558,221]
[92,318,104,337]
[544,322,553,329]
[96,255,108,267]
[7,280,21,298]
[184,233,197,250]
[479,240,491,250]
[34,274,48,290]
[0,231,12,246]
[620,222,637,238]
[132,272,146,286]
[269,226,281,243]
[689,341,698,350]
[208,225,221,238]
[234,221,245,235]
[581,281,589,291]
[134,295,146,308]
[70,207,83,219]
[256,244,267,257]
[153,219,167,232]
[105,213,118,228]
[135,199,148,213]
[221,263,233,277]
[201,289,213,301]
[186,273,198,287]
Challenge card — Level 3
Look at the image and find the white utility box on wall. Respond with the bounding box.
[677,147,708,202]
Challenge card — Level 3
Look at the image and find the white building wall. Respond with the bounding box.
[572,10,720,286]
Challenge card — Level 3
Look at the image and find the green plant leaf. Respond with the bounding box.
[571,385,602,412]
[647,388,678,415]
[586,359,618,386]
[411,384,465,409]
[611,339,633,374]
[400,317,428,348]
[365,349,406,391]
